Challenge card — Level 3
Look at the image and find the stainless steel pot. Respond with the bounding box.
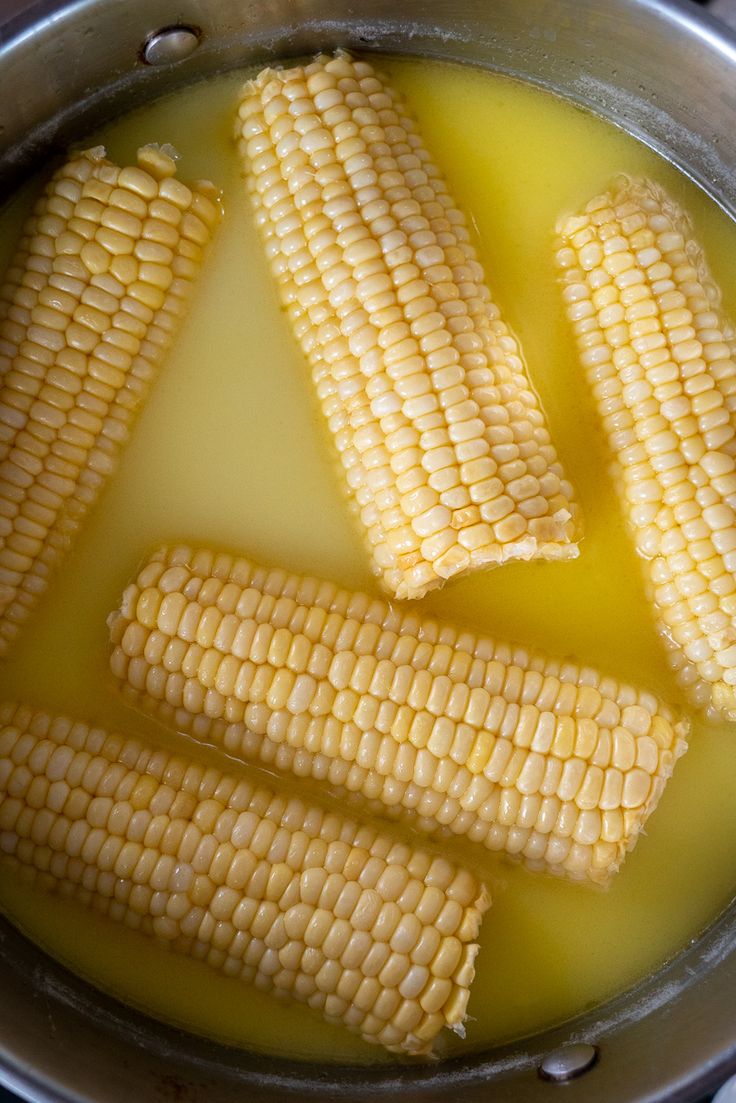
[1,1,736,1100]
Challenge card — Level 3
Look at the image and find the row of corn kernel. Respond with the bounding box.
[557,176,736,721]
[109,545,687,883]
[0,146,220,656]
[238,53,579,600]
[0,702,489,1054]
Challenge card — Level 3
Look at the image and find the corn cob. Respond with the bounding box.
[109,546,687,884]
[237,53,579,601]
[0,146,220,656]
[556,177,736,721]
[0,701,489,1055]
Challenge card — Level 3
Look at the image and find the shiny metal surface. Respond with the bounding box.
[538,1043,598,1082]
[2,0,736,214]
[142,26,201,66]
[1,1,736,1101]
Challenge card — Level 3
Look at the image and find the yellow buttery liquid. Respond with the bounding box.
[1,58,736,1063]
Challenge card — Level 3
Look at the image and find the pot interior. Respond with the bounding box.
[1,2,736,1101]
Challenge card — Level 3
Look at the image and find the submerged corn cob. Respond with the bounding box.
[237,53,579,601]
[109,546,688,884]
[557,177,736,721]
[0,702,489,1055]
[0,147,220,656]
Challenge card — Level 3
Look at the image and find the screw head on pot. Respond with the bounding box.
[539,1043,598,1082]
[142,26,200,65]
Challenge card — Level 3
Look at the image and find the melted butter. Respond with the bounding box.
[2,59,736,1064]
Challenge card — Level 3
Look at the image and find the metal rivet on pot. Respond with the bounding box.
[539,1043,597,1082]
[142,27,200,66]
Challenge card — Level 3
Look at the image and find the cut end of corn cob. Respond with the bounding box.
[0,146,221,657]
[237,53,580,601]
[109,545,688,884]
[0,701,490,1055]
[556,175,736,722]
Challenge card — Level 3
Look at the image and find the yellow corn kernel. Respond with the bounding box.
[557,176,736,721]
[0,146,221,657]
[237,52,579,600]
[0,701,489,1055]
[110,545,688,884]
